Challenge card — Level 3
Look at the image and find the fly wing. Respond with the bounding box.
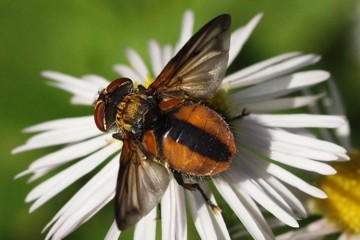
[115,141,170,230]
[148,14,231,100]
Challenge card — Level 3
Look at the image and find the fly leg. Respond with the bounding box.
[227,108,250,122]
[173,171,221,213]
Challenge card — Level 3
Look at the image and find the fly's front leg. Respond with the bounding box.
[173,171,221,213]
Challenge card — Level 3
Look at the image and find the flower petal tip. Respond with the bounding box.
[11,148,20,155]
[112,64,120,71]
[14,170,30,179]
[342,154,351,161]
[29,206,36,214]
[323,168,337,176]
[41,70,58,79]
[12,145,26,154]
[311,70,330,80]
[25,193,36,203]
[124,47,134,56]
[40,70,51,77]
[317,191,328,199]
[288,220,300,228]
[253,12,264,21]
[183,9,194,19]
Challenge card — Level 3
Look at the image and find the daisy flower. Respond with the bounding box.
[276,80,360,240]
[13,10,348,240]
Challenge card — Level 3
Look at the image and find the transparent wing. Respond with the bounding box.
[148,14,231,100]
[115,141,170,230]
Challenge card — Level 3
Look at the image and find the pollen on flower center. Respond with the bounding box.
[133,74,154,88]
[315,150,360,234]
[144,74,154,88]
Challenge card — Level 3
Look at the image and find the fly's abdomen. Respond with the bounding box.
[160,102,236,176]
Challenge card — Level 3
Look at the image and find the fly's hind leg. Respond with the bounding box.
[173,171,221,213]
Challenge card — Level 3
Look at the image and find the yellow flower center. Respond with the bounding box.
[133,74,154,88]
[143,74,154,88]
[315,150,360,234]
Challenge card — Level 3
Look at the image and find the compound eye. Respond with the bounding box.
[106,78,132,93]
[94,101,106,132]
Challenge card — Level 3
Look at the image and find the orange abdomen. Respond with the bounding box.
[157,102,236,176]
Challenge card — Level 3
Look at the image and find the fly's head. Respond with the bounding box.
[94,78,160,140]
[94,78,134,136]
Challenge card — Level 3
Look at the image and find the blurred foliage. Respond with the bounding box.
[0,0,359,239]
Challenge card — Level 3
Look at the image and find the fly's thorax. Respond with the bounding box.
[115,92,160,137]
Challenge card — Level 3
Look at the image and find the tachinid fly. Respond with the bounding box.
[94,14,236,230]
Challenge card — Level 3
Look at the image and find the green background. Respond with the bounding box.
[1,0,359,239]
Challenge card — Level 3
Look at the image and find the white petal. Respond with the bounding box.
[44,157,118,238]
[274,128,350,161]
[161,178,187,240]
[235,152,307,217]
[42,71,98,93]
[27,143,120,212]
[42,72,99,105]
[236,133,337,174]
[225,168,298,227]
[228,13,263,66]
[186,191,206,239]
[266,127,347,155]
[113,64,143,82]
[186,182,231,240]
[339,232,360,240]
[45,74,107,106]
[265,177,307,218]
[228,70,329,103]
[13,124,101,153]
[81,74,110,87]
[269,151,336,175]
[22,116,94,132]
[186,188,217,240]
[241,129,339,161]
[223,52,301,84]
[205,185,231,240]
[70,95,96,105]
[134,207,157,240]
[236,141,326,198]
[105,221,121,240]
[174,10,194,53]
[248,113,345,128]
[43,71,105,105]
[16,134,112,179]
[250,156,327,198]
[49,193,113,240]
[19,167,57,183]
[270,141,338,161]
[224,54,320,88]
[236,94,324,112]
[232,159,293,214]
[276,219,339,240]
[335,120,352,151]
[214,176,273,240]
[326,79,352,149]
[148,40,163,76]
[162,44,173,68]
[125,48,149,83]
[303,88,339,145]
[48,82,96,105]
